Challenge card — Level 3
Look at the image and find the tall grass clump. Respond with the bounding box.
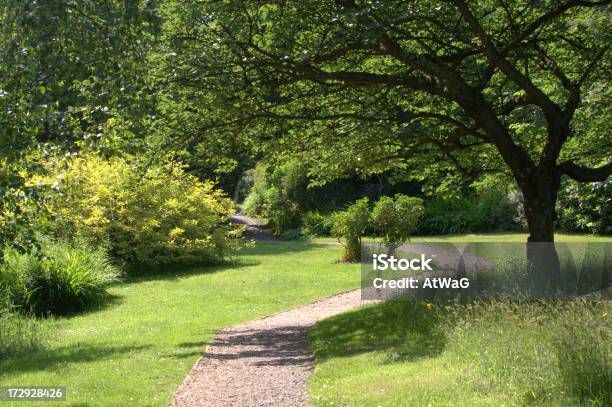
[1,240,121,316]
[554,306,611,406]
[310,298,611,405]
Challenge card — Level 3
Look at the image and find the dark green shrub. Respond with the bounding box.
[243,161,306,235]
[301,211,333,237]
[557,179,611,235]
[265,186,301,235]
[279,228,304,241]
[331,198,370,262]
[1,240,121,316]
[242,165,268,216]
[234,169,256,203]
[419,192,519,235]
[371,194,424,253]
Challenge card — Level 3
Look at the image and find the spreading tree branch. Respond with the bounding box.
[558,161,612,182]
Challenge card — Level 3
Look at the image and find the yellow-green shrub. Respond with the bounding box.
[44,156,242,269]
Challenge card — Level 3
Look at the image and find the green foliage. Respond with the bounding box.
[43,155,242,269]
[301,211,333,237]
[279,228,304,241]
[0,0,160,156]
[0,310,42,360]
[371,194,424,252]
[265,186,301,236]
[243,161,307,235]
[331,198,370,262]
[555,310,611,406]
[159,0,611,244]
[0,239,120,316]
[242,166,268,217]
[0,0,160,257]
[234,169,255,203]
[557,179,611,235]
[0,157,50,258]
[419,192,520,235]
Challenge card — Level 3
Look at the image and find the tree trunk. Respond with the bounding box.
[520,171,561,292]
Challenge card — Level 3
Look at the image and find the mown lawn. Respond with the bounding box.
[0,241,359,406]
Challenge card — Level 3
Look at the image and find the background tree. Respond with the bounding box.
[0,0,160,252]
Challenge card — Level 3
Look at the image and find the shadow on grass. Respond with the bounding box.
[123,240,338,283]
[309,300,449,363]
[242,240,340,256]
[0,344,152,376]
[55,293,124,318]
[123,258,260,283]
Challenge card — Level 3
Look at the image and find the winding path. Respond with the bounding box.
[170,289,372,406]
[171,215,488,405]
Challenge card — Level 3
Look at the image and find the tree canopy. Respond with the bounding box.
[159,0,611,242]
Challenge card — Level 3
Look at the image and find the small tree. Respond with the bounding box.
[372,195,424,255]
[331,198,370,262]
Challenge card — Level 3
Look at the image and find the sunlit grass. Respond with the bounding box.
[309,300,611,406]
[0,242,359,406]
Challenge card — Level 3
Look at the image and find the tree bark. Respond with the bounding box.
[520,169,561,291]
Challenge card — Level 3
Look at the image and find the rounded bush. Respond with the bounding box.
[43,156,242,269]
[372,194,423,253]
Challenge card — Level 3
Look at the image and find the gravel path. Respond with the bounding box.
[230,214,276,240]
[171,289,372,407]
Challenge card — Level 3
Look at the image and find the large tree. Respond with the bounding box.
[163,0,611,246]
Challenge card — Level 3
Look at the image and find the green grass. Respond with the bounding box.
[309,233,611,406]
[1,234,608,406]
[309,300,611,407]
[0,311,43,360]
[313,233,612,243]
[0,241,359,406]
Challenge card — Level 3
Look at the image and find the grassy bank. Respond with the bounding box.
[308,233,611,406]
[309,300,611,406]
[0,242,359,406]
